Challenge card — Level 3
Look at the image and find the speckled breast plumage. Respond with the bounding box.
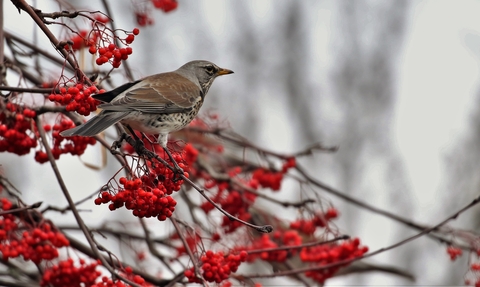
[120,101,202,135]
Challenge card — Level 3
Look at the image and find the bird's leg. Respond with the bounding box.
[158,133,184,180]
[125,126,156,158]
[163,146,184,173]
[110,132,129,154]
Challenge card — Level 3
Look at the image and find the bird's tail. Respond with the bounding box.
[60,112,128,137]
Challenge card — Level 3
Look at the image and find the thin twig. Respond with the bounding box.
[246,235,350,254]
[170,217,206,286]
[0,201,42,216]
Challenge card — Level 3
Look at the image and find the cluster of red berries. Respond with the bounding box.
[94,14,110,24]
[244,231,303,263]
[246,234,287,262]
[65,24,138,69]
[184,250,248,284]
[0,199,70,264]
[197,157,296,233]
[199,183,256,233]
[67,30,97,51]
[92,266,151,287]
[134,0,178,26]
[95,174,180,221]
[150,151,189,189]
[48,84,101,116]
[290,208,339,235]
[196,157,297,233]
[183,143,199,166]
[0,198,16,239]
[41,260,149,287]
[10,225,69,264]
[35,117,97,164]
[446,246,463,261]
[251,169,283,191]
[465,262,480,287]
[0,101,94,163]
[220,190,255,233]
[135,12,154,27]
[94,41,135,68]
[0,103,37,155]
[300,238,368,284]
[251,158,296,191]
[41,259,101,287]
[276,230,303,252]
[152,0,178,12]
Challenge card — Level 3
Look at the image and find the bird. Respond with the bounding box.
[61,60,233,158]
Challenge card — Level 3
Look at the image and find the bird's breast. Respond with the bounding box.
[120,101,203,135]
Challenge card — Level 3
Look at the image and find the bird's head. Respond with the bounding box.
[178,60,233,95]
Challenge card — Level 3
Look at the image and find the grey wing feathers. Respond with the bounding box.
[96,73,201,114]
[98,97,191,114]
[60,112,129,137]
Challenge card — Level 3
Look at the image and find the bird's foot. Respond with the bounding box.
[163,146,184,182]
[129,138,156,159]
[110,133,128,155]
[171,163,185,182]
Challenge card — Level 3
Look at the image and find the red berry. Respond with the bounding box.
[88,45,97,54]
[125,34,135,44]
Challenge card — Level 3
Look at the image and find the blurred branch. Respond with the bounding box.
[337,262,415,281]
[247,235,350,255]
[170,217,202,285]
[139,218,176,274]
[245,194,480,278]
[4,30,74,73]
[0,86,55,93]
[64,233,169,286]
[295,163,474,249]
[13,0,91,83]
[0,0,5,86]
[100,0,134,81]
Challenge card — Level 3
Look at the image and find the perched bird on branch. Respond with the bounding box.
[61,60,233,161]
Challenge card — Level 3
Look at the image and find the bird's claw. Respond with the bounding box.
[110,133,128,155]
[172,166,184,182]
[128,138,158,159]
[110,140,123,152]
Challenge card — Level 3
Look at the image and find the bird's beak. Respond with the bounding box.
[217,68,234,76]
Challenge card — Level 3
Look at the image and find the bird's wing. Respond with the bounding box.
[98,73,202,114]
[92,80,141,103]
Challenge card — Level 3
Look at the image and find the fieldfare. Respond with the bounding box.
[61,60,233,158]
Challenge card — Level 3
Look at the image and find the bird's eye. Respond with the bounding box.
[205,65,215,74]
